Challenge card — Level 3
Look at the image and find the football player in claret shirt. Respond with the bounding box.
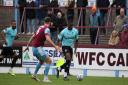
[25,17,61,82]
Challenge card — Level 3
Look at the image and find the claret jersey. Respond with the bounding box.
[32,25,50,47]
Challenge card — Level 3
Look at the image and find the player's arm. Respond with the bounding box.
[27,34,35,47]
[1,29,6,44]
[57,39,62,47]
[14,34,19,40]
[45,35,61,52]
[45,28,62,52]
[57,30,64,47]
[74,39,78,54]
[24,34,35,51]
[74,29,79,53]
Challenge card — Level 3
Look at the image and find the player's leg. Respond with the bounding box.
[0,47,17,75]
[9,52,18,76]
[62,46,72,80]
[0,54,3,62]
[43,56,52,82]
[67,47,73,76]
[2,47,17,76]
[32,59,43,81]
[56,47,66,78]
[32,47,52,82]
[64,46,73,80]
[63,52,71,81]
[32,47,44,81]
[33,55,44,75]
[32,57,43,81]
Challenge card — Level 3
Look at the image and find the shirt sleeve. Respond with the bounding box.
[3,28,8,33]
[75,29,79,40]
[58,30,64,41]
[44,28,50,36]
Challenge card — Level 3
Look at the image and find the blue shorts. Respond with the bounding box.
[32,47,48,61]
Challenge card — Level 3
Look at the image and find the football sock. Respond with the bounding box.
[34,63,41,75]
[64,72,67,77]
[44,64,50,76]
[11,57,18,68]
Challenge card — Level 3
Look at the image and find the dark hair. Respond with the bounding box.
[44,17,51,23]
[10,20,16,25]
[11,20,16,22]
[68,22,73,26]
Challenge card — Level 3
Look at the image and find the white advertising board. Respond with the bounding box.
[74,48,128,70]
[22,47,67,67]
[22,47,128,70]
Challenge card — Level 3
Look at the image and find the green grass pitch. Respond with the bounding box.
[0,73,128,85]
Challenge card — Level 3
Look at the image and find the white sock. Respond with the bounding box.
[64,72,67,78]
[33,74,37,77]
[58,67,61,70]
[44,76,48,80]
[9,68,13,72]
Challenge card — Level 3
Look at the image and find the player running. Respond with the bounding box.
[0,20,19,76]
[57,23,78,80]
[25,17,61,82]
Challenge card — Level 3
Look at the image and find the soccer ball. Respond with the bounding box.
[76,74,83,81]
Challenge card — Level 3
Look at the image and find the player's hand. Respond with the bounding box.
[55,45,62,52]
[15,35,19,40]
[74,49,76,54]
[4,41,7,46]
[24,47,29,52]
[2,40,7,47]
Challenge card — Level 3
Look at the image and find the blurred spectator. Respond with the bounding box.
[108,30,119,46]
[111,0,126,15]
[47,9,58,44]
[119,24,128,47]
[42,0,50,18]
[35,0,43,25]
[126,0,128,16]
[18,0,27,33]
[67,0,75,23]
[77,0,88,35]
[89,6,100,45]
[35,0,50,26]
[56,11,67,33]
[96,0,110,34]
[113,8,128,33]
[49,0,60,15]
[26,0,36,34]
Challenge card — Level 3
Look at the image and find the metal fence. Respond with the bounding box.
[0,6,117,33]
[0,6,120,45]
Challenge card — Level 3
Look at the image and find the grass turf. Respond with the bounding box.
[0,73,128,85]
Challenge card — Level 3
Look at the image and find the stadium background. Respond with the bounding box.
[0,0,128,81]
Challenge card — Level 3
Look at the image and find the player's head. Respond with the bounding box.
[44,17,51,27]
[11,20,16,29]
[67,23,73,30]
